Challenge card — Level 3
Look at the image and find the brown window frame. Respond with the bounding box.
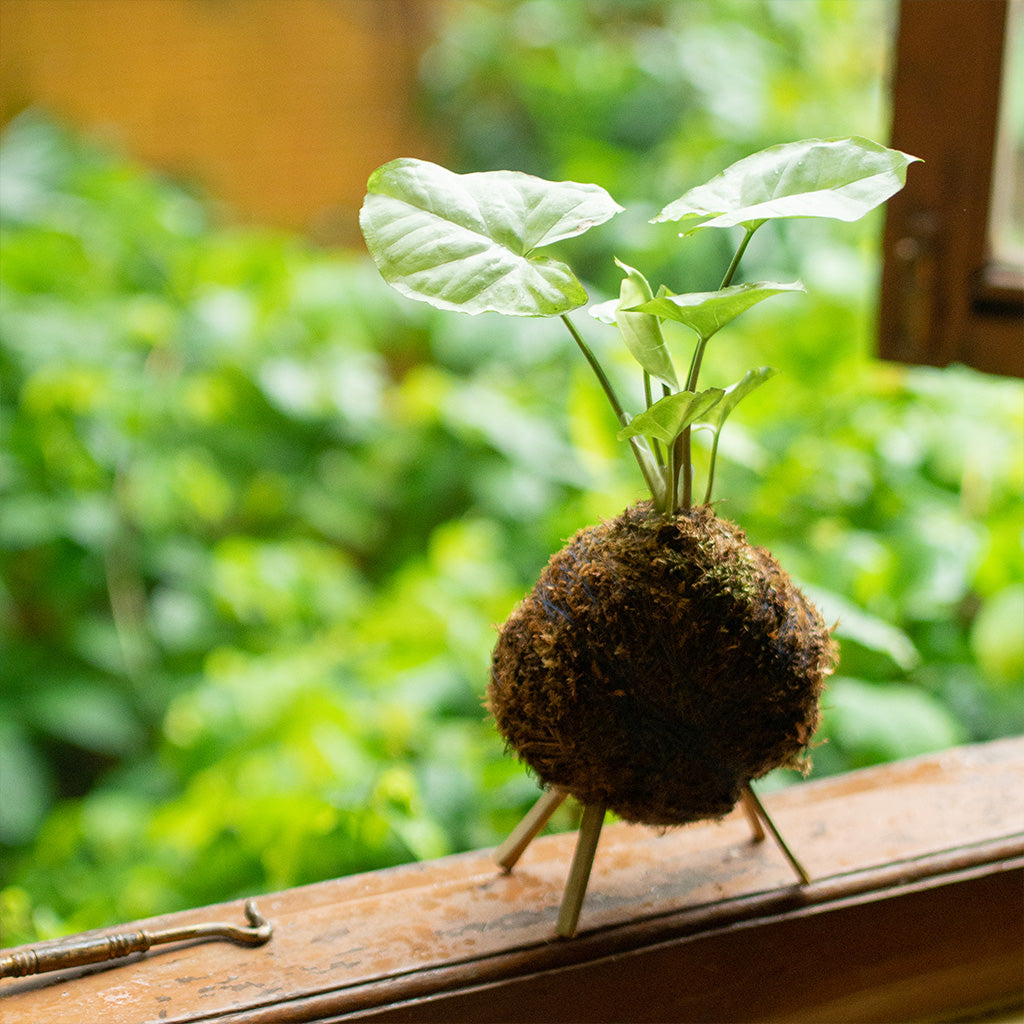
[880,0,1023,378]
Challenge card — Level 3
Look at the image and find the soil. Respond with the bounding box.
[488,501,837,825]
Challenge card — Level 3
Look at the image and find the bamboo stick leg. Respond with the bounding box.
[740,786,766,842]
[555,803,606,939]
[741,783,811,885]
[494,787,568,873]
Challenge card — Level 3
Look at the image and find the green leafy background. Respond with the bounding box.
[2,0,1022,944]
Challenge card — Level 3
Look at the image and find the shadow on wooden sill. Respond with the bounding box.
[2,737,1023,1023]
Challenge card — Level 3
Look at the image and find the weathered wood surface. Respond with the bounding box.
[2,737,1022,1023]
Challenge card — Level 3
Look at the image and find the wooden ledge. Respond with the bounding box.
[2,737,1023,1023]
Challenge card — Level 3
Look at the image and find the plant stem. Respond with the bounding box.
[561,314,627,426]
[703,428,722,505]
[675,429,690,511]
[673,224,757,512]
[561,313,665,508]
[664,440,678,515]
[685,337,710,393]
[674,335,711,513]
[643,373,669,469]
[720,224,759,290]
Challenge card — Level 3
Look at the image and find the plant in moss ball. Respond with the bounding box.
[360,137,918,937]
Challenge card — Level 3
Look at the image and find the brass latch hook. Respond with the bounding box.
[0,898,272,979]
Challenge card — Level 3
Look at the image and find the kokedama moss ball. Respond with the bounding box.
[488,501,837,826]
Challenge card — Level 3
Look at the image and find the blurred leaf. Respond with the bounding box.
[802,584,921,674]
[654,137,921,232]
[360,158,622,316]
[0,723,52,846]
[824,677,966,767]
[971,585,1024,687]
[30,681,147,756]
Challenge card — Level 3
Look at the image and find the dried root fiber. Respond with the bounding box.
[488,501,837,826]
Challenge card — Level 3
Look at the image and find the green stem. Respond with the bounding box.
[652,437,666,469]
[720,224,759,290]
[561,314,627,426]
[664,440,678,516]
[561,313,665,508]
[644,372,667,468]
[673,223,758,513]
[674,335,710,513]
[685,336,710,394]
[676,427,690,510]
[703,428,722,505]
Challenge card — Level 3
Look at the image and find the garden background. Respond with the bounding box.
[1,0,1022,946]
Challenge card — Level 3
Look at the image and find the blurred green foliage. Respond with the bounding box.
[2,0,1022,945]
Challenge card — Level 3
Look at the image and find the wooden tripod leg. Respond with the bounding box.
[494,787,568,873]
[740,786,766,841]
[741,783,811,885]
[555,803,606,939]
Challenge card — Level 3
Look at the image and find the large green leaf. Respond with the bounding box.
[360,158,623,316]
[617,387,725,445]
[632,281,804,340]
[653,137,920,233]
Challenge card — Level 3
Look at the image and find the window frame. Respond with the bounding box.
[879,0,1023,378]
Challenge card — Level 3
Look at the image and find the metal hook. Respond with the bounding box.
[0,899,273,979]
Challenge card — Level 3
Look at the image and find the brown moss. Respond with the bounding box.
[487,501,837,825]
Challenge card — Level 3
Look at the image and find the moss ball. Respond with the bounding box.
[488,501,837,825]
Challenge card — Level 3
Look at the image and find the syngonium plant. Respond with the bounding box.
[360,137,918,935]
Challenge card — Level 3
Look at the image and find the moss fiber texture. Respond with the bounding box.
[489,502,837,825]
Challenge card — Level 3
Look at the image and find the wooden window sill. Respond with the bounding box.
[2,737,1022,1023]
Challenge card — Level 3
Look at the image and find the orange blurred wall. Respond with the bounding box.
[0,0,439,242]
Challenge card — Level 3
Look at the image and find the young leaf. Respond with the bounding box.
[360,159,623,317]
[699,367,780,506]
[653,137,920,233]
[707,366,780,430]
[613,260,678,389]
[588,298,619,325]
[632,281,804,340]
[617,387,725,445]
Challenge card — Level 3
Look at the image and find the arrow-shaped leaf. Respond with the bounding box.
[706,366,780,429]
[632,281,804,340]
[360,158,623,317]
[653,137,920,233]
[698,367,780,506]
[617,387,725,445]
